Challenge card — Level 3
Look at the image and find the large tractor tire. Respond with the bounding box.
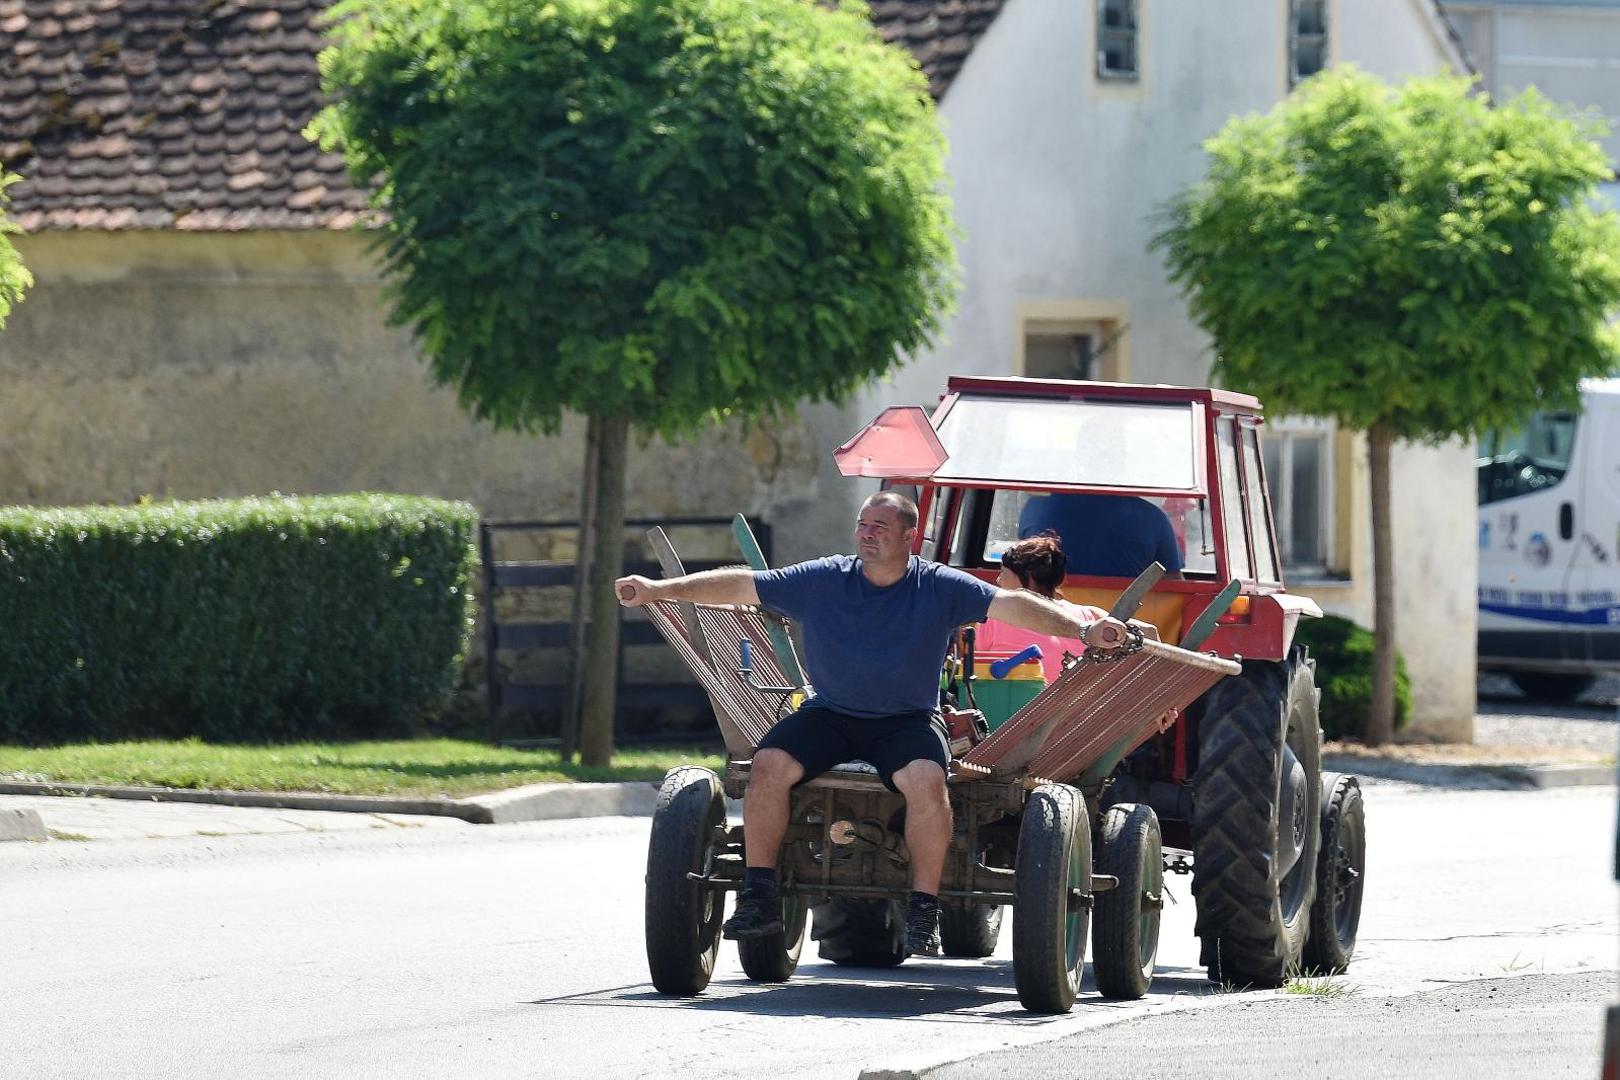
[645,766,727,996]
[1011,783,1091,1014]
[738,893,809,982]
[1303,773,1366,974]
[811,898,908,967]
[1191,655,1322,987]
[1091,802,1163,1001]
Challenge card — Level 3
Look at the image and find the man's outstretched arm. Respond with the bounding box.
[615,567,761,608]
[985,589,1129,648]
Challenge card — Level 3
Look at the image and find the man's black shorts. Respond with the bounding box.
[755,703,950,792]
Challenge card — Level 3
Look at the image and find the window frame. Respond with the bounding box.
[1262,416,1336,578]
[1096,0,1140,82]
[1288,0,1329,87]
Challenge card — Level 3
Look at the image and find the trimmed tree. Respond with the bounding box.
[1156,68,1620,745]
[309,0,955,763]
[0,169,31,327]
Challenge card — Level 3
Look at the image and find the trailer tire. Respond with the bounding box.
[1303,773,1366,975]
[941,902,1003,959]
[812,898,908,968]
[645,766,726,996]
[1092,803,1162,1001]
[1012,783,1091,1014]
[738,893,808,982]
[1191,656,1322,988]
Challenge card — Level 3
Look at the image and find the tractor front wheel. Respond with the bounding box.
[1303,773,1366,974]
[1191,655,1322,987]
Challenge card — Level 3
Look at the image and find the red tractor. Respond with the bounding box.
[641,376,1367,1010]
[834,375,1366,986]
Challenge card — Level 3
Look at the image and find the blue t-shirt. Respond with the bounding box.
[1019,493,1185,578]
[753,555,997,719]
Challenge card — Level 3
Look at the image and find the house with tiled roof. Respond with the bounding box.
[0,0,1480,737]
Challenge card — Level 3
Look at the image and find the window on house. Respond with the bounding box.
[1024,333,1096,381]
[1097,0,1139,81]
[1260,418,1334,577]
[1289,0,1328,87]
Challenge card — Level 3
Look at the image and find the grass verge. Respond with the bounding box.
[0,739,725,798]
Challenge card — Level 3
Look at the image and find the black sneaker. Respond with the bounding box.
[722,890,783,940]
[906,899,942,957]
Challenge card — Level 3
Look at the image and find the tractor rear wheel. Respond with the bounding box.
[645,766,726,996]
[1091,802,1162,1001]
[1011,783,1091,1014]
[1191,655,1322,987]
[1303,773,1366,974]
[812,898,908,967]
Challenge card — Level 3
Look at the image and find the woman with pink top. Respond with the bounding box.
[977,533,1108,683]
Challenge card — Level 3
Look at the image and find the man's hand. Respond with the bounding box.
[1082,616,1129,650]
[614,567,761,608]
[615,575,661,607]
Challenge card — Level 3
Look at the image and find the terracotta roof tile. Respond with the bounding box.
[0,0,1006,231]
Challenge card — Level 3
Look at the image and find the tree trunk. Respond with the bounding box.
[578,412,630,767]
[1366,421,1397,747]
[562,415,604,764]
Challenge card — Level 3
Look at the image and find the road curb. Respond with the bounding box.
[1323,754,1616,789]
[0,779,662,824]
[0,807,47,841]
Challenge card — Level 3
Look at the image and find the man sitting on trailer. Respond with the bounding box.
[615,491,1121,957]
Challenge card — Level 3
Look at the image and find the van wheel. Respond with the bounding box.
[1508,672,1595,703]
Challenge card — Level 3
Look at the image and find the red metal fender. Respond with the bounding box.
[1183,591,1323,661]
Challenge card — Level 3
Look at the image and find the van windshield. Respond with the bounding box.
[1478,412,1578,504]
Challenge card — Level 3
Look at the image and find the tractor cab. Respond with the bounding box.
[835,376,1320,660]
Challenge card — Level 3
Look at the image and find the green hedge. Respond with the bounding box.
[0,494,478,745]
[1295,613,1412,741]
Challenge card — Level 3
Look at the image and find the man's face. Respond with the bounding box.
[854,503,914,565]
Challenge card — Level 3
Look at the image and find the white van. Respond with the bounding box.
[1477,378,1620,700]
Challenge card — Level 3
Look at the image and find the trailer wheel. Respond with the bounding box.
[1012,783,1091,1014]
[1091,803,1162,1001]
[645,766,726,996]
[1191,656,1322,987]
[1303,773,1366,974]
[812,898,908,967]
[941,903,1003,959]
[738,894,808,982]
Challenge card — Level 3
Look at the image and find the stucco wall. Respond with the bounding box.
[853,0,1478,738]
[0,231,858,563]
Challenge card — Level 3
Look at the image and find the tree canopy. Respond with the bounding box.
[308,0,957,438]
[1156,67,1620,440]
[0,170,31,329]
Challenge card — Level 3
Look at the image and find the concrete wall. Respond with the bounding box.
[0,231,858,563]
[847,0,1478,739]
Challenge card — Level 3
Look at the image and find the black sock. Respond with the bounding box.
[909,890,939,911]
[745,867,778,898]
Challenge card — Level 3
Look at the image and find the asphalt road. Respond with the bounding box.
[4,781,1615,1080]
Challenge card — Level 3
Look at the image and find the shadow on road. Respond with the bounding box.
[526,961,1225,1023]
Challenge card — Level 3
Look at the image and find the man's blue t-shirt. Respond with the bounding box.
[753,555,997,719]
[1019,493,1184,578]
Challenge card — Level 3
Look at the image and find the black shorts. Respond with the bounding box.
[755,704,950,792]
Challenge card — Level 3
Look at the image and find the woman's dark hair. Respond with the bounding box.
[1000,532,1067,598]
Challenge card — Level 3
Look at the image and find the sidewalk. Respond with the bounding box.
[3,687,1613,843]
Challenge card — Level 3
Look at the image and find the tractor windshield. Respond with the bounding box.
[933,397,1201,492]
